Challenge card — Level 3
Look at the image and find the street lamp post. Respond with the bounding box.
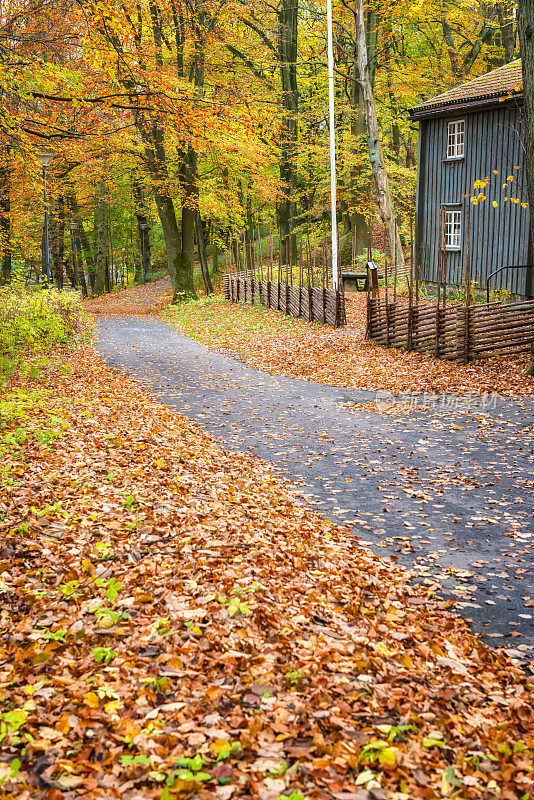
[68,221,79,290]
[326,0,339,290]
[139,223,149,284]
[37,153,54,288]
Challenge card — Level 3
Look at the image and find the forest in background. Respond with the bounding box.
[0,0,520,299]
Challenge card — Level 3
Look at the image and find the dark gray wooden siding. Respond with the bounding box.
[416,103,532,297]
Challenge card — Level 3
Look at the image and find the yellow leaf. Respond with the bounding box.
[104,700,121,714]
[84,691,99,708]
[98,613,115,629]
[493,170,499,174]
[156,458,165,469]
[521,202,528,209]
[401,653,414,669]
[492,201,498,208]
[210,739,231,758]
[507,175,514,182]
[375,642,396,657]
[378,747,398,766]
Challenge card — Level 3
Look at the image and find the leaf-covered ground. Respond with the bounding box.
[1,342,533,800]
[163,294,534,399]
[84,280,173,316]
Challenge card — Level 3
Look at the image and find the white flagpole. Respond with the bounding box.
[326,0,338,290]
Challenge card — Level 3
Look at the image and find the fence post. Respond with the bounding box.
[285,282,290,316]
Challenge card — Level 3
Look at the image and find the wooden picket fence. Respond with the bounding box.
[224,274,346,328]
[367,296,534,361]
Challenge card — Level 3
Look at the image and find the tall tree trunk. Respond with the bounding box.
[132,174,152,283]
[0,152,11,284]
[180,145,198,273]
[441,13,459,79]
[277,0,299,262]
[74,231,89,298]
[70,195,94,294]
[349,54,369,262]
[355,0,405,273]
[94,184,108,296]
[196,211,213,294]
[50,194,65,289]
[518,1,534,275]
[139,123,195,301]
[498,1,517,62]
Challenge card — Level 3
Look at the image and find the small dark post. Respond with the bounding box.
[322,222,328,288]
[393,219,398,305]
[313,227,317,287]
[436,209,444,357]
[464,204,471,362]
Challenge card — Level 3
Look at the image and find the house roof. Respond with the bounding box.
[409,61,523,119]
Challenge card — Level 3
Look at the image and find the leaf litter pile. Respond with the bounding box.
[1,342,533,800]
[164,294,534,399]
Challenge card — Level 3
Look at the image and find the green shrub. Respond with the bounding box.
[0,281,83,385]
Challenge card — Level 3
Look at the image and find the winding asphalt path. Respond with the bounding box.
[95,314,534,661]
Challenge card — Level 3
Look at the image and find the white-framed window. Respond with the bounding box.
[447,119,465,159]
[443,207,462,250]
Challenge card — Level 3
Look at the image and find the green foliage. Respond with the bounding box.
[162,754,212,798]
[120,754,150,766]
[0,709,27,742]
[41,628,68,643]
[277,792,306,800]
[0,281,83,385]
[91,646,119,664]
[0,758,22,787]
[95,576,122,602]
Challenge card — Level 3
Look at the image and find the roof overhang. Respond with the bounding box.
[409,92,523,121]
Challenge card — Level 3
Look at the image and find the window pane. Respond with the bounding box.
[447,120,464,158]
[444,209,461,248]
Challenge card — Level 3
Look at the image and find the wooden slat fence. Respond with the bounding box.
[224,274,345,328]
[367,297,534,361]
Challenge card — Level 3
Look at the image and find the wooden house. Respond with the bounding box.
[409,61,533,298]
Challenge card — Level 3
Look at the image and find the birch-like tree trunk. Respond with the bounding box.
[354,0,404,274]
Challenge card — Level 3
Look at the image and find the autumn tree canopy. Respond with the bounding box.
[0,0,520,295]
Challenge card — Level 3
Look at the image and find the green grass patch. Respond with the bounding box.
[164,294,308,347]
